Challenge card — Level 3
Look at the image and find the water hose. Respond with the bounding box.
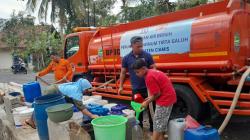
[218,66,250,134]
[36,76,51,86]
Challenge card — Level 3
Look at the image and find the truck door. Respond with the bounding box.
[64,35,83,73]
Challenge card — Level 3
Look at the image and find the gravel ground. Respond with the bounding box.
[1,70,250,140]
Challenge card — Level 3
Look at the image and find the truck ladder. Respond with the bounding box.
[99,29,118,90]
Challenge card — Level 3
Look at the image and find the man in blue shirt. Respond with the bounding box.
[119,36,156,131]
[25,78,98,129]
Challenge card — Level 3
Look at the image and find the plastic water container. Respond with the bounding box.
[87,103,109,116]
[110,110,124,115]
[34,94,65,140]
[111,104,128,112]
[13,107,34,127]
[168,118,186,140]
[82,95,91,101]
[23,82,42,103]
[90,107,109,116]
[82,98,100,105]
[184,126,220,140]
[123,109,135,117]
[132,120,143,140]
[90,95,102,100]
[86,103,102,110]
[110,104,128,115]
[13,106,28,112]
[103,103,117,111]
[95,100,109,105]
[91,115,128,140]
[126,116,137,140]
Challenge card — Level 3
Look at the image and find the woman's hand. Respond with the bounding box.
[91,114,99,119]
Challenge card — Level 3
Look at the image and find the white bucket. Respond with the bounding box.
[82,95,91,101]
[90,95,102,100]
[95,100,108,106]
[13,111,22,127]
[13,108,34,127]
[82,98,100,105]
[13,106,28,112]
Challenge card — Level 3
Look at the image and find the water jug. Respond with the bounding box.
[23,82,42,103]
[168,118,186,140]
[126,116,136,140]
[184,125,220,140]
[132,120,143,140]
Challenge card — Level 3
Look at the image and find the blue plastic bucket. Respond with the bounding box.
[23,82,42,103]
[34,94,65,140]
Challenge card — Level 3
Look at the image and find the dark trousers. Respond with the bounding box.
[132,88,155,132]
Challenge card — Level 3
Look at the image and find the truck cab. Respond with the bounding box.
[64,30,95,81]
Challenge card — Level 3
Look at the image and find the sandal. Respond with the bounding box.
[25,119,36,129]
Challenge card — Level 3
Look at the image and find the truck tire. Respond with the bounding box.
[171,84,202,119]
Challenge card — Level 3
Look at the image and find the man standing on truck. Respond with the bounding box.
[118,36,156,131]
[37,52,73,84]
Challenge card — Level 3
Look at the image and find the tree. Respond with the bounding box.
[25,0,117,32]
[2,11,61,71]
[118,0,175,22]
[93,0,117,26]
[175,0,208,10]
[2,12,34,52]
[25,30,62,71]
[26,0,86,30]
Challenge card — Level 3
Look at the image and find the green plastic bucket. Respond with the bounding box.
[91,115,128,140]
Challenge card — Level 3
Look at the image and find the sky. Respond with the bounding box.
[0,0,26,19]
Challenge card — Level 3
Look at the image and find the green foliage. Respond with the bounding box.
[25,0,212,30]
[26,0,116,32]
[99,15,118,26]
[176,0,208,10]
[2,12,34,50]
[2,11,61,71]
[118,0,176,23]
[93,0,117,26]
[25,30,62,71]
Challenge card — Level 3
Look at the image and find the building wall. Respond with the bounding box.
[0,49,12,69]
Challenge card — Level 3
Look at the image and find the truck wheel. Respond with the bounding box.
[171,84,202,119]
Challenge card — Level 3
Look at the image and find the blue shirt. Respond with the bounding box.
[122,50,154,90]
[58,78,92,101]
